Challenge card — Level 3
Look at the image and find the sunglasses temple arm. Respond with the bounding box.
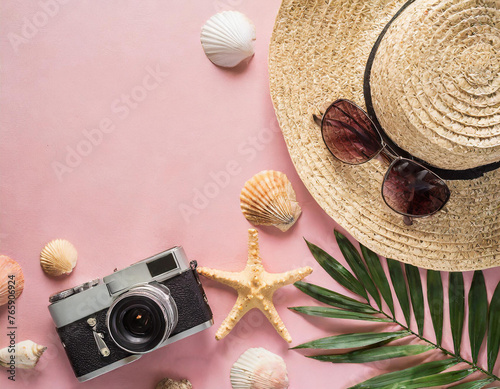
[403,215,413,226]
[313,113,323,127]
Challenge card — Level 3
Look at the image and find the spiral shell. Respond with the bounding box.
[40,239,77,276]
[0,340,46,369]
[155,378,192,389]
[0,256,24,307]
[201,11,256,67]
[230,348,289,389]
[240,171,301,232]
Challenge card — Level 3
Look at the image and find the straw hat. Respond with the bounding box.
[269,0,500,270]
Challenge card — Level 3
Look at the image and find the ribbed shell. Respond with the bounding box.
[0,255,24,306]
[240,171,301,232]
[40,239,77,276]
[230,348,289,389]
[200,11,256,67]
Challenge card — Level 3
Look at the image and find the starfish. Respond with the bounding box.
[197,229,313,343]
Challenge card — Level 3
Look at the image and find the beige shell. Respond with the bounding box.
[240,171,301,232]
[155,378,192,389]
[230,347,289,389]
[0,340,47,369]
[0,256,25,307]
[40,239,77,276]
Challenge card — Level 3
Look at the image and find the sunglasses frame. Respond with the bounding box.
[315,99,451,224]
[318,99,385,166]
[382,156,451,224]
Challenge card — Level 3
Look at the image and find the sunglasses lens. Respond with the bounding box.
[322,100,383,164]
[382,159,450,217]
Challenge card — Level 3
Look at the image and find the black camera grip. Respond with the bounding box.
[164,263,213,336]
[57,308,133,378]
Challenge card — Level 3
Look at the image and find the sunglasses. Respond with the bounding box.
[313,99,450,226]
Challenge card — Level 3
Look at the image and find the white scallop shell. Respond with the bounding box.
[201,11,256,67]
[155,378,192,389]
[40,239,77,276]
[0,256,24,307]
[230,348,289,389]
[0,340,47,369]
[240,170,302,232]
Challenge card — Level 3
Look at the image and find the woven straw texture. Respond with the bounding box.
[371,0,500,169]
[268,0,500,270]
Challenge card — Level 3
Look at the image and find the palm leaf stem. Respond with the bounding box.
[372,307,500,382]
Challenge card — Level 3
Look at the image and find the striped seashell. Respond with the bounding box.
[240,170,301,232]
[40,239,77,276]
[230,348,289,389]
[0,255,24,306]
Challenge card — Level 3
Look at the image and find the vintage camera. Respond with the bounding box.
[48,247,213,382]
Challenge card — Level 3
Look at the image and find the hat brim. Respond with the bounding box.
[268,0,500,271]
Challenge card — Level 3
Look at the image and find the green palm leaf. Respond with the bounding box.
[469,271,488,364]
[292,331,409,350]
[361,245,395,316]
[427,270,444,346]
[335,230,381,308]
[405,264,425,336]
[292,237,500,387]
[293,281,378,313]
[306,239,368,300]
[308,344,433,363]
[449,272,465,355]
[289,306,391,322]
[350,359,458,388]
[395,369,475,389]
[448,378,495,388]
[387,258,411,326]
[488,281,500,372]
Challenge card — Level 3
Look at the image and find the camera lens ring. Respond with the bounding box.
[106,284,178,354]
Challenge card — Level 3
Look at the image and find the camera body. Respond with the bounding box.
[48,247,213,382]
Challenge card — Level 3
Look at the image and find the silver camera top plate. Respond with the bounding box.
[48,246,190,328]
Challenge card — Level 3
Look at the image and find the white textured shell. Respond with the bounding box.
[0,256,24,306]
[155,378,192,389]
[201,11,256,67]
[240,170,301,232]
[230,348,289,389]
[40,239,77,276]
[0,340,47,369]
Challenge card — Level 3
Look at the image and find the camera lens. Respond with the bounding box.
[107,284,178,354]
[123,307,154,335]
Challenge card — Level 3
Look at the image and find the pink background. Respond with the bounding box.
[1,1,500,388]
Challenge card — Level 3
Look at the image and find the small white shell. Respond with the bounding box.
[240,170,302,232]
[230,348,289,389]
[0,340,47,369]
[40,239,77,276]
[155,378,192,389]
[0,256,24,307]
[201,11,256,67]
